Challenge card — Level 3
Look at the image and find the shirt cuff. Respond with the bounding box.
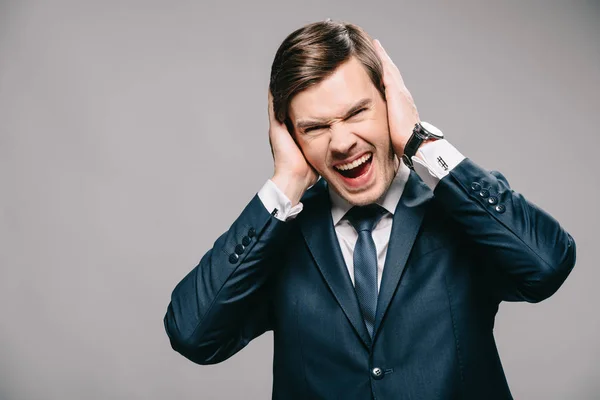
[257,179,304,221]
[411,139,466,190]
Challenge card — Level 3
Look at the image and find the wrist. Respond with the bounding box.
[402,122,445,169]
[271,173,310,206]
[413,138,438,161]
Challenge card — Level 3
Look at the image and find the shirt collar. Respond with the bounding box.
[329,160,410,226]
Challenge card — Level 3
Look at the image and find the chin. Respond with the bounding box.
[334,182,386,206]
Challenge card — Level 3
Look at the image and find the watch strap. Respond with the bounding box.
[402,123,426,169]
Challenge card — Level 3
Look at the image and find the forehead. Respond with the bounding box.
[289,57,377,122]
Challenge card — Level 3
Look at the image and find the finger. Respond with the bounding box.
[373,39,388,60]
[373,39,394,69]
[373,39,405,86]
[268,135,275,158]
[373,40,395,89]
[268,89,275,123]
[267,89,278,157]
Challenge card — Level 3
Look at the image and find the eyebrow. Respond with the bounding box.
[296,98,373,131]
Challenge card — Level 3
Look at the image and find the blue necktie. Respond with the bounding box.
[346,204,387,338]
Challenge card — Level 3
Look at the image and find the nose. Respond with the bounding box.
[329,123,357,158]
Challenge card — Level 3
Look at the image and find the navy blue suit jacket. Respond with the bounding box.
[164,158,576,399]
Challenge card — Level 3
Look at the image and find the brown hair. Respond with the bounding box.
[269,19,385,133]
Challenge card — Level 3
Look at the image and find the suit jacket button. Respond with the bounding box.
[371,367,384,380]
[242,236,251,246]
[495,204,506,213]
[235,244,245,255]
[471,182,482,191]
[228,253,239,264]
[248,228,256,238]
[487,196,498,205]
[479,189,490,198]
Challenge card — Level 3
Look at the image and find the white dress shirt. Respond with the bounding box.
[257,139,465,293]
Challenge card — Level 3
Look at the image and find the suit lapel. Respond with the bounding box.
[373,170,434,339]
[298,181,372,349]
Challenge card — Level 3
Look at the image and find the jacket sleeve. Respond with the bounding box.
[163,194,291,364]
[433,158,576,303]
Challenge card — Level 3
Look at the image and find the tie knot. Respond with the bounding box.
[346,204,387,233]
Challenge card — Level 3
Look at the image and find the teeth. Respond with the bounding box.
[335,153,372,171]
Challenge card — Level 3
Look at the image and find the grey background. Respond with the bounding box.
[1,0,598,399]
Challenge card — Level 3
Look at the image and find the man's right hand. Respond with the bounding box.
[268,90,318,206]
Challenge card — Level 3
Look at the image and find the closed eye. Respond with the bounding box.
[347,108,367,118]
[302,107,367,133]
[304,125,328,133]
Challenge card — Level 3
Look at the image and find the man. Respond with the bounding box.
[163,20,576,399]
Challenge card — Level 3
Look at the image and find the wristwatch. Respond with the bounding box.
[401,121,444,170]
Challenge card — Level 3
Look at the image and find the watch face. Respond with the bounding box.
[421,121,444,139]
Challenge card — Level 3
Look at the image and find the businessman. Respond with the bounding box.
[164,20,576,399]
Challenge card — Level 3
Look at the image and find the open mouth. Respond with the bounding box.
[334,153,373,179]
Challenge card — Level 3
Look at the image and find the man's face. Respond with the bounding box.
[288,56,398,206]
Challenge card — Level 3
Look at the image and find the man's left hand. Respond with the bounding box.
[373,39,420,158]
